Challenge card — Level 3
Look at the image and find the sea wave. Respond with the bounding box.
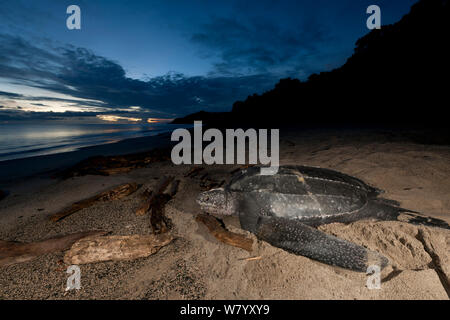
[0,123,188,162]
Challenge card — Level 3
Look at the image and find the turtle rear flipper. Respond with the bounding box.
[362,200,450,230]
[254,216,388,273]
[396,212,450,229]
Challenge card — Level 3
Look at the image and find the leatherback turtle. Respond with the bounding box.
[197,165,450,272]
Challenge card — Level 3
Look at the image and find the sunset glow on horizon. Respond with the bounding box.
[147,118,173,123]
[95,115,173,124]
[96,115,142,122]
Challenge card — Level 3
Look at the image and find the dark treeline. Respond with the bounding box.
[173,0,449,130]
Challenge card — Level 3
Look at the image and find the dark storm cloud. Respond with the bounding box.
[0,33,277,117]
[191,17,331,75]
[0,108,146,122]
[0,90,24,99]
[0,87,107,108]
[0,109,96,121]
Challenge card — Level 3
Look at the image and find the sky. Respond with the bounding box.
[0,0,417,123]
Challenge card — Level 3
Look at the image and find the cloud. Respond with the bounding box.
[0,109,95,121]
[0,90,24,99]
[0,108,146,123]
[0,33,278,118]
[191,17,331,76]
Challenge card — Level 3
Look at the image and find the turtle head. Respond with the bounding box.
[196,188,235,216]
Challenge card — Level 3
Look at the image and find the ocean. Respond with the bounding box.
[0,122,188,162]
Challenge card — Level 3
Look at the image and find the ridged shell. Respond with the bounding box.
[228,165,378,218]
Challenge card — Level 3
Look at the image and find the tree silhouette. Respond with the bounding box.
[174,0,450,130]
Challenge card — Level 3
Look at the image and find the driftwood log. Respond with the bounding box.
[167,179,180,197]
[0,230,107,267]
[50,183,140,222]
[185,166,204,178]
[58,148,171,179]
[150,179,179,234]
[149,193,173,234]
[136,177,174,216]
[196,214,253,252]
[136,177,180,234]
[64,233,174,265]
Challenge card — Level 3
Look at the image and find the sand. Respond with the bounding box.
[0,128,449,299]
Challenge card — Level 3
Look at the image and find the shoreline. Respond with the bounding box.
[1,125,449,188]
[0,132,173,187]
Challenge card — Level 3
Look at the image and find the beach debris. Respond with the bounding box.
[58,148,171,179]
[0,230,107,267]
[195,213,253,252]
[149,193,172,234]
[136,176,174,216]
[63,233,174,265]
[238,256,262,261]
[185,166,204,178]
[150,179,179,234]
[136,190,153,215]
[139,189,153,199]
[0,190,7,201]
[168,179,180,196]
[136,177,180,235]
[153,179,179,232]
[50,183,140,222]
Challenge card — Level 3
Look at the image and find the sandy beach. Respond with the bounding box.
[0,128,449,300]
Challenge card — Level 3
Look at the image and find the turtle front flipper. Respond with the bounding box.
[252,216,388,272]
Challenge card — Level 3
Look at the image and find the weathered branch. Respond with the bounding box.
[149,194,172,234]
[136,176,174,216]
[167,179,180,197]
[185,166,204,178]
[0,230,107,267]
[58,148,171,179]
[136,177,180,235]
[50,183,140,222]
[196,214,253,252]
[64,233,174,265]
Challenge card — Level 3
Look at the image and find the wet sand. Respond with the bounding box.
[0,132,172,187]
